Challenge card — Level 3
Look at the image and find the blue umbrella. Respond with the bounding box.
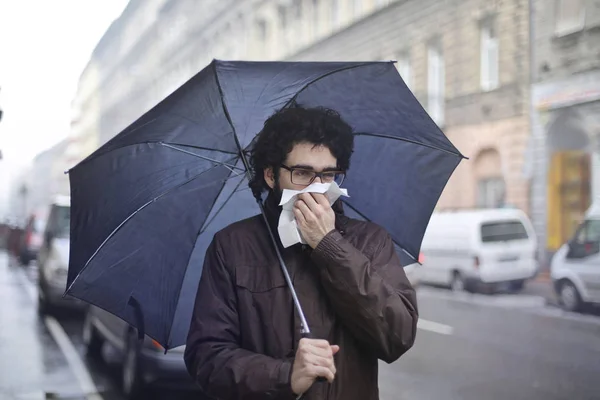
[65,60,465,350]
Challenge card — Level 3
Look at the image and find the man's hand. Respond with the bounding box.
[294,193,335,249]
[290,338,340,395]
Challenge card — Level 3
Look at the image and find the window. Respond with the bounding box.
[480,18,499,91]
[312,0,320,37]
[396,51,412,90]
[480,221,529,243]
[331,0,341,28]
[477,178,506,208]
[278,5,288,30]
[255,19,267,42]
[353,0,363,18]
[574,220,600,244]
[569,219,600,258]
[293,1,303,19]
[427,41,445,126]
[555,0,585,36]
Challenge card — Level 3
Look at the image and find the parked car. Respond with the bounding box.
[419,208,539,292]
[551,202,600,312]
[83,305,198,399]
[404,262,421,288]
[37,195,85,314]
[18,214,45,265]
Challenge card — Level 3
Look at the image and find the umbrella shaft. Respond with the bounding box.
[257,200,311,335]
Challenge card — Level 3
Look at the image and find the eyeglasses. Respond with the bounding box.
[280,165,346,186]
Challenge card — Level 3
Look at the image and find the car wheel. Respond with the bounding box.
[82,311,103,359]
[450,272,465,292]
[37,279,53,316]
[122,332,145,399]
[559,280,582,312]
[510,280,525,292]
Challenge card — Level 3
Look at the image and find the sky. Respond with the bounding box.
[0,0,129,220]
[0,0,129,166]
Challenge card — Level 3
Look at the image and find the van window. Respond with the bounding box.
[50,205,71,238]
[574,219,600,244]
[480,220,528,243]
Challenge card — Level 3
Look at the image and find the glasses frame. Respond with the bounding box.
[280,165,346,186]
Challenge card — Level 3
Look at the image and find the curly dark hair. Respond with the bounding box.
[248,104,354,200]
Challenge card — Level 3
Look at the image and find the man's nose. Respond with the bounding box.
[313,175,323,184]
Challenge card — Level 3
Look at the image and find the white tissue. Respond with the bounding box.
[277,182,349,248]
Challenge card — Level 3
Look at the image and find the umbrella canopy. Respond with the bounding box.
[66,60,464,350]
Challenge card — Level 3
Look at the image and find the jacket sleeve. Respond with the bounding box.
[184,234,296,400]
[311,227,418,363]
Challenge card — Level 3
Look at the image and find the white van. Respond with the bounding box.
[419,208,538,292]
[551,202,600,311]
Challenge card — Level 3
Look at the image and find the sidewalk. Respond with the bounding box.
[0,252,82,400]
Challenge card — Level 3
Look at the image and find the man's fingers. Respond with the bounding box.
[331,345,340,355]
[299,193,319,209]
[308,365,336,383]
[294,200,313,220]
[293,207,306,225]
[304,353,335,371]
[310,193,330,207]
[306,344,335,359]
[300,338,331,349]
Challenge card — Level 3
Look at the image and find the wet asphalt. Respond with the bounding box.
[1,250,600,400]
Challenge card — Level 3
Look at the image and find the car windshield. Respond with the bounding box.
[480,220,529,243]
[53,205,70,238]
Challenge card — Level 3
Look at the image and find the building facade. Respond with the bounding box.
[287,0,531,215]
[71,0,411,156]
[529,0,600,264]
[72,0,533,223]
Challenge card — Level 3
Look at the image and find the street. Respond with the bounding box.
[1,251,600,400]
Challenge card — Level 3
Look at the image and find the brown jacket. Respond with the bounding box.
[184,194,418,400]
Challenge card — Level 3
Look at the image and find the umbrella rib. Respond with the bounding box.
[199,174,247,235]
[66,161,239,294]
[67,141,238,174]
[211,60,314,338]
[354,132,467,159]
[159,142,243,172]
[341,200,418,263]
[161,142,238,155]
[281,61,384,110]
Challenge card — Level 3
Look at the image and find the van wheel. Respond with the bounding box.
[558,281,582,312]
[510,280,525,292]
[450,272,465,292]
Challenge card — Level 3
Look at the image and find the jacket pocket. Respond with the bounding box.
[234,264,293,356]
[235,264,288,293]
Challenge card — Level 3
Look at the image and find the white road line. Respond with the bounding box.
[44,317,103,400]
[417,318,454,335]
[13,265,103,400]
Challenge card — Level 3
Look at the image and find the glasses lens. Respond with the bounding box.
[334,173,345,185]
[291,170,315,185]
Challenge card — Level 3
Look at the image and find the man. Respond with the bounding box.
[185,105,418,399]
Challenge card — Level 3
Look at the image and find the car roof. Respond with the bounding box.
[52,195,71,207]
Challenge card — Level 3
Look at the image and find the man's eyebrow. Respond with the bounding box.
[290,164,340,171]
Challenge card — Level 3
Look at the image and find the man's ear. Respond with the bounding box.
[264,167,275,189]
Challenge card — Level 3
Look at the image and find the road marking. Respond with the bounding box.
[44,317,103,400]
[418,287,546,309]
[417,318,454,335]
[13,264,104,400]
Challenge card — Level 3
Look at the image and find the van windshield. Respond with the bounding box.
[480,220,528,243]
[53,205,71,238]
